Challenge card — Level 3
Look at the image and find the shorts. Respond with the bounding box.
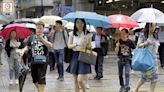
[31,64,47,84]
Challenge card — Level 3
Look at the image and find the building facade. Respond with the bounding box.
[15,0,94,18]
[16,0,54,18]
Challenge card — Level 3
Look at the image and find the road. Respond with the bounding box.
[0,50,164,92]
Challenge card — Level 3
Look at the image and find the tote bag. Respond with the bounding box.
[132,48,155,72]
[78,48,97,65]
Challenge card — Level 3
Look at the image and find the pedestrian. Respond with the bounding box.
[5,29,24,85]
[158,26,164,67]
[0,36,4,65]
[22,21,52,92]
[92,27,108,80]
[115,28,135,92]
[51,20,68,81]
[66,18,92,92]
[48,26,56,71]
[128,30,136,73]
[134,23,159,92]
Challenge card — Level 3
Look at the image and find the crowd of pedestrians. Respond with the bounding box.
[0,19,164,92]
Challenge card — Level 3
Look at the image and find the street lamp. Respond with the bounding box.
[41,0,44,16]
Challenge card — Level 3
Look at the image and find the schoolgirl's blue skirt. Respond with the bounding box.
[66,51,91,75]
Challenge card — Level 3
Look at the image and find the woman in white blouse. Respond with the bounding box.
[66,18,92,92]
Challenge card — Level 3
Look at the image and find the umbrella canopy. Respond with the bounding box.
[14,18,35,24]
[62,11,112,28]
[64,22,96,32]
[32,18,40,23]
[0,14,10,24]
[14,18,36,29]
[40,15,62,25]
[131,7,164,23]
[108,14,139,28]
[0,23,32,39]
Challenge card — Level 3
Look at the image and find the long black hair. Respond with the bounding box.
[143,23,150,39]
[143,23,158,39]
[73,18,89,36]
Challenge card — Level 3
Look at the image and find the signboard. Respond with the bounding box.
[55,6,73,13]
[2,0,14,18]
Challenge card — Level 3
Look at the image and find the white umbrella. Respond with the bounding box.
[32,18,39,23]
[24,23,36,29]
[131,8,164,23]
[132,23,146,31]
[64,22,96,32]
[40,15,62,25]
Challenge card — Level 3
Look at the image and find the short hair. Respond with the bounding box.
[36,21,45,27]
[96,27,103,30]
[121,28,129,34]
[56,20,62,25]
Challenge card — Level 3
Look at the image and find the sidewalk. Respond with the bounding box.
[0,49,164,92]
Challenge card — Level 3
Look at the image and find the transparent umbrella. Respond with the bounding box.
[131,7,164,23]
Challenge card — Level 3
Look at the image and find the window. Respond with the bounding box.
[65,0,72,6]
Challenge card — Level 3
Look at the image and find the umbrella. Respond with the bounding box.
[131,7,164,23]
[0,14,10,24]
[0,23,32,39]
[40,15,62,25]
[14,18,36,24]
[108,14,139,28]
[32,18,40,23]
[18,63,29,92]
[19,23,36,29]
[62,11,112,28]
[14,18,36,29]
[64,22,96,32]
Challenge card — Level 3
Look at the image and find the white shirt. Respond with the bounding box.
[69,31,92,51]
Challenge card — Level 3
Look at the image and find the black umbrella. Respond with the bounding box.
[18,63,29,92]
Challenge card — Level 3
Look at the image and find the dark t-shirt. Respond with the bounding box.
[27,35,48,57]
[118,39,136,58]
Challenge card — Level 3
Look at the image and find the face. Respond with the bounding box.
[55,23,62,30]
[10,31,17,38]
[76,19,84,31]
[36,24,44,34]
[96,27,102,34]
[149,23,156,34]
[120,29,128,38]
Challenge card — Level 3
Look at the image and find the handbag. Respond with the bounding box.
[132,47,155,72]
[32,55,47,64]
[78,48,97,65]
[64,47,73,63]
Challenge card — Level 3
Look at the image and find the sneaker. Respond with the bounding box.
[86,83,90,89]
[57,76,64,81]
[119,86,124,92]
[15,79,19,85]
[9,80,13,85]
[130,70,135,74]
[124,86,130,92]
[59,77,64,81]
[94,76,103,80]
